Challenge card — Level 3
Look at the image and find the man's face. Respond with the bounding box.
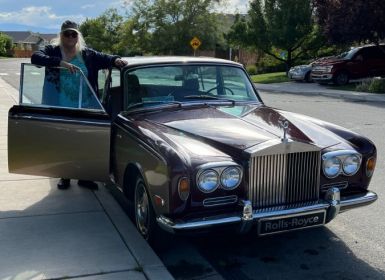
[61,30,79,49]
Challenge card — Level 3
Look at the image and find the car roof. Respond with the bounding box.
[354,43,385,50]
[121,56,243,67]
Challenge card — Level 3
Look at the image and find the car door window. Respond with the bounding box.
[21,63,104,110]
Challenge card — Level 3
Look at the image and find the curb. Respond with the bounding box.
[96,184,174,280]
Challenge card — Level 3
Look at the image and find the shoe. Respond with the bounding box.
[78,180,98,190]
[57,178,70,190]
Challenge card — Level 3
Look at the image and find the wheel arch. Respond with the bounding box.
[122,163,146,201]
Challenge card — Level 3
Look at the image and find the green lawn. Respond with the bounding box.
[251,72,289,84]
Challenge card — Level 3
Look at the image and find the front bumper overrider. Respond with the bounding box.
[156,188,377,234]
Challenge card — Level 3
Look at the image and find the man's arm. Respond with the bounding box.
[31,45,62,67]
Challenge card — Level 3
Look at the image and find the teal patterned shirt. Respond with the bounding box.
[59,55,94,108]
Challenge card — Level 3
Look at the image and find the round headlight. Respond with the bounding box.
[323,157,341,178]
[197,170,219,193]
[343,154,361,175]
[220,167,242,190]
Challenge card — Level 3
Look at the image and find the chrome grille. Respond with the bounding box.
[249,151,320,209]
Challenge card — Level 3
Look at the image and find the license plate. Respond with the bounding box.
[258,211,326,235]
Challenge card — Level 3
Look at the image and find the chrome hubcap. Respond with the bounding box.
[135,182,149,238]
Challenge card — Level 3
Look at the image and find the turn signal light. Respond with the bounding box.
[178,177,190,201]
[366,157,376,177]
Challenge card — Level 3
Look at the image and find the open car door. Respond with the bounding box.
[8,63,110,181]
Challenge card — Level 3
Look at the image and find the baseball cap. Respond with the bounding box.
[61,20,79,32]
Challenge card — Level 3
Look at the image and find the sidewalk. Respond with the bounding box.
[254,82,385,102]
[0,77,173,280]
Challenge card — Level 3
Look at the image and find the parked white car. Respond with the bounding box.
[288,64,313,82]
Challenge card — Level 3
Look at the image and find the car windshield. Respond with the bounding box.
[339,48,359,60]
[123,64,259,109]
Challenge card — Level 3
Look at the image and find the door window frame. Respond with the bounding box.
[20,63,106,113]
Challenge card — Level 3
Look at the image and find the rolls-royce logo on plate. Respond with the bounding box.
[259,211,325,235]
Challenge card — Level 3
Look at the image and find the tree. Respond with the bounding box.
[0,32,13,56]
[80,9,124,55]
[126,0,220,55]
[313,0,385,45]
[114,19,146,56]
[227,0,317,71]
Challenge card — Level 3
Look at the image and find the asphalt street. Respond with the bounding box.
[0,58,29,90]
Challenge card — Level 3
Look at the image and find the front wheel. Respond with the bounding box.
[333,71,349,86]
[134,177,170,249]
[304,72,312,83]
[134,177,156,241]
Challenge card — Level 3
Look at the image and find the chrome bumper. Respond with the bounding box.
[157,189,377,234]
[311,73,333,81]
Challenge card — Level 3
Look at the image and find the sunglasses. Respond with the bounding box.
[62,31,78,38]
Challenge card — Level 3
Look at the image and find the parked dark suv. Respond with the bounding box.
[311,44,385,85]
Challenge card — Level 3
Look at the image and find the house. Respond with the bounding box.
[1,31,56,57]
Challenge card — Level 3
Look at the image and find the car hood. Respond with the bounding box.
[291,64,311,70]
[138,104,345,152]
[314,57,347,66]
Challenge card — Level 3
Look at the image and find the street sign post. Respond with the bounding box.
[190,37,201,56]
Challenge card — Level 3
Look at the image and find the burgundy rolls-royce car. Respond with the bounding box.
[8,57,377,243]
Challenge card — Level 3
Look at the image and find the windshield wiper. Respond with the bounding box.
[126,100,183,110]
[184,95,236,104]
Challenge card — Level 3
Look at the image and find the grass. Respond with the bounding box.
[250,72,289,84]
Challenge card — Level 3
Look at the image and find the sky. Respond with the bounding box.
[0,0,249,33]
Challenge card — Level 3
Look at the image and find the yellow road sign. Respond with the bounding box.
[190,37,201,50]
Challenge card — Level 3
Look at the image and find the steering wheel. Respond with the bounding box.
[206,86,235,95]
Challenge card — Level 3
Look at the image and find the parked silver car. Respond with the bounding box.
[288,64,313,82]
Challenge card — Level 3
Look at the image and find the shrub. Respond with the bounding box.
[368,78,385,93]
[256,55,286,74]
[0,32,13,57]
[356,78,385,94]
[246,65,257,75]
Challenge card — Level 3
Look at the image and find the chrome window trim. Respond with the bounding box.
[122,62,262,109]
[12,115,110,127]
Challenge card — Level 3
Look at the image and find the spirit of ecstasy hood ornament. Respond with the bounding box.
[278,119,289,143]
